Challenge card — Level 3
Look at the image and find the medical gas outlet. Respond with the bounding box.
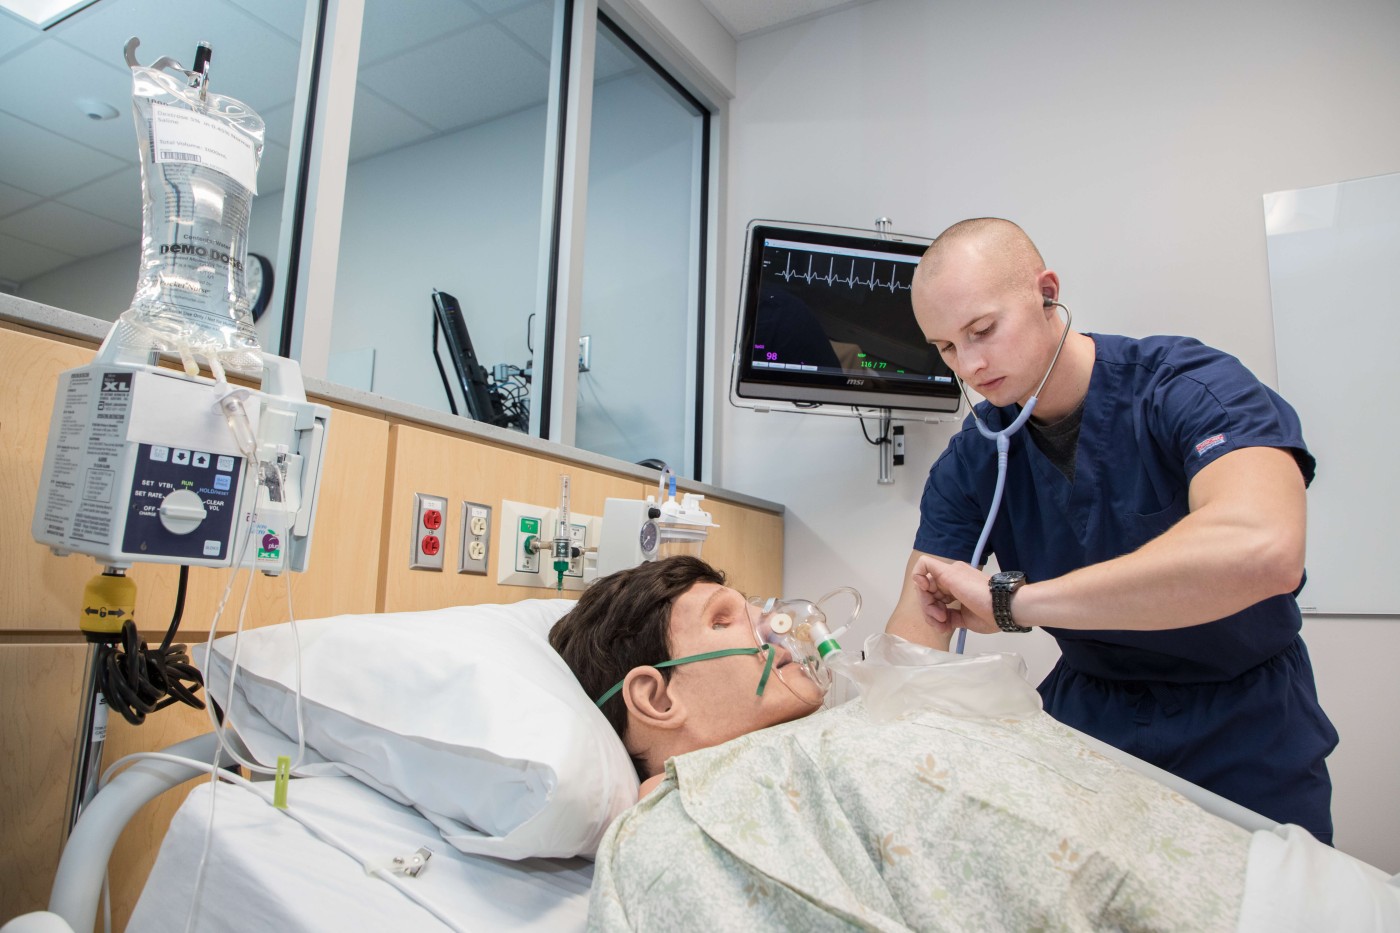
[496,499,598,590]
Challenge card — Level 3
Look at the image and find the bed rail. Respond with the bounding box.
[48,733,240,933]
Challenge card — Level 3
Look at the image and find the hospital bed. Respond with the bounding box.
[8,600,1397,933]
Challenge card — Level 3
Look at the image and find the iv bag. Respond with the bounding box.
[121,39,265,373]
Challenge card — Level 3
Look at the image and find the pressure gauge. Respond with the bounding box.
[638,519,659,557]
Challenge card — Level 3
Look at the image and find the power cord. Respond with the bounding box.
[95,565,205,726]
[856,408,891,446]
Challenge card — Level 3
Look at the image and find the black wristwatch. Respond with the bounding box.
[989,571,1031,633]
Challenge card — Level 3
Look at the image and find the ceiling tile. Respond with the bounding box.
[259,100,295,149]
[358,22,550,133]
[0,200,138,257]
[0,179,41,218]
[594,25,638,82]
[466,0,538,17]
[358,0,482,66]
[0,41,135,159]
[225,0,309,42]
[0,231,75,283]
[0,110,127,196]
[0,8,42,61]
[496,0,553,61]
[53,0,302,117]
[54,167,141,225]
[348,89,435,164]
[255,138,289,196]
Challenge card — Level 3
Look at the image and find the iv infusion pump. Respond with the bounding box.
[32,339,330,575]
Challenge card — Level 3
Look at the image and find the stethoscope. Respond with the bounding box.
[952,298,1074,654]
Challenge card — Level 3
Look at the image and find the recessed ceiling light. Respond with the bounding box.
[0,0,103,30]
[75,96,119,120]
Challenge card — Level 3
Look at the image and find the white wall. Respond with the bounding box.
[720,0,1400,870]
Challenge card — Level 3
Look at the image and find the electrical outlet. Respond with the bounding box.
[410,492,447,571]
[458,501,491,575]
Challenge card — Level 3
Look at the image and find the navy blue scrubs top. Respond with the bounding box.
[914,334,1339,839]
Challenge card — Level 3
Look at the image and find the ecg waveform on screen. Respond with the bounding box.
[768,250,914,294]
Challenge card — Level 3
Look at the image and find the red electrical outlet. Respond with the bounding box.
[410,493,447,571]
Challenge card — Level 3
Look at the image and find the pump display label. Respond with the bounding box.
[122,443,243,561]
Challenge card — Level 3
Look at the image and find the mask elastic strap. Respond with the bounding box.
[595,645,773,707]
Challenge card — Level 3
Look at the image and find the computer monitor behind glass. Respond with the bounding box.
[732,223,959,414]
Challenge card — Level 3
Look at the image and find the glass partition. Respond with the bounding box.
[0,0,308,353]
[328,0,561,422]
[574,15,707,475]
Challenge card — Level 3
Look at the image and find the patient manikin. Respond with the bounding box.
[594,587,857,710]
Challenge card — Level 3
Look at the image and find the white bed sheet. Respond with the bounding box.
[129,776,593,932]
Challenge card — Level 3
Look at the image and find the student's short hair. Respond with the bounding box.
[549,556,724,776]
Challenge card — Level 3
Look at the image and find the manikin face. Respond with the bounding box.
[912,246,1061,409]
[662,582,823,748]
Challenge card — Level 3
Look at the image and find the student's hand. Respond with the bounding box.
[910,556,998,634]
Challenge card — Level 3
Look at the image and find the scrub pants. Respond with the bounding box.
[1038,637,1339,844]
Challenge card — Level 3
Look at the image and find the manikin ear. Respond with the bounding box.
[621,666,688,731]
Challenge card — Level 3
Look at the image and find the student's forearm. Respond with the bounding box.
[1015,448,1305,632]
[1014,509,1302,631]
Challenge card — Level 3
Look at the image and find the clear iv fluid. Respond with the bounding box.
[125,57,265,370]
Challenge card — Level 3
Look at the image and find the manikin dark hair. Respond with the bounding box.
[549,556,725,780]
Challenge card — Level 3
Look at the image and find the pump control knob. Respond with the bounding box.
[159,488,208,535]
[647,506,661,519]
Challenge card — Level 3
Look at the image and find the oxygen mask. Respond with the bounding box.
[749,587,861,699]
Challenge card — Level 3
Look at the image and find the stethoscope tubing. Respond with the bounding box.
[953,301,1073,654]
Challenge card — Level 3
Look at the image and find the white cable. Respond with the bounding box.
[183,393,307,931]
[106,752,470,933]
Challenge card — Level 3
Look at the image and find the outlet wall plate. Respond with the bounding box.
[458,501,491,575]
[410,492,447,571]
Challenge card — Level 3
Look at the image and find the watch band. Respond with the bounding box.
[989,571,1031,633]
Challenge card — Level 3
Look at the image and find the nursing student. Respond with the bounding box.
[886,217,1338,842]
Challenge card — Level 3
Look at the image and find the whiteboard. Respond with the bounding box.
[1265,171,1400,616]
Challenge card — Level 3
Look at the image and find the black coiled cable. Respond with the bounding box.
[95,566,206,726]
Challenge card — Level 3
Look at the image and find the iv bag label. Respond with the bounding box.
[151,101,259,194]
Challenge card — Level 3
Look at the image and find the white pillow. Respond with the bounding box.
[199,599,639,860]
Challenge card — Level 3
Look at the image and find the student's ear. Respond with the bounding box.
[621,666,687,730]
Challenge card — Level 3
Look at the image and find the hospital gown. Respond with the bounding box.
[589,701,1252,931]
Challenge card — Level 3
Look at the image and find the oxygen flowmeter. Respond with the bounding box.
[32,327,329,575]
